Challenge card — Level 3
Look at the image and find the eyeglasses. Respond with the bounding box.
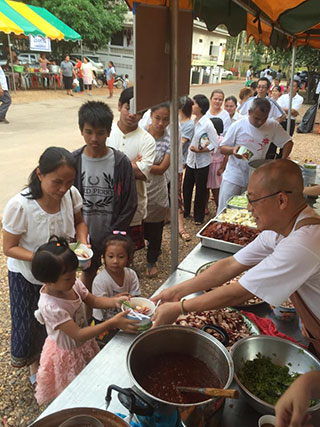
[245,190,293,205]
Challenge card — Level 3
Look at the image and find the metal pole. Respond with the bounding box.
[287,43,297,133]
[170,0,179,272]
[7,35,16,93]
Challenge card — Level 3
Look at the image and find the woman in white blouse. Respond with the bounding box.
[2,147,88,382]
[183,94,218,225]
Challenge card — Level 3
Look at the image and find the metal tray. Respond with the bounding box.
[216,206,257,228]
[227,194,248,210]
[196,219,243,253]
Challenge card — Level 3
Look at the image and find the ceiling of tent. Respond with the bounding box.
[0,0,81,41]
[125,0,320,48]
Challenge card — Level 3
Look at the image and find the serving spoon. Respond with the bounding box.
[177,386,239,399]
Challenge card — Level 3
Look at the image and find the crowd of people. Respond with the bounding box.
[3,69,319,424]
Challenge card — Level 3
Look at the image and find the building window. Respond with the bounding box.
[209,41,213,55]
[111,31,124,47]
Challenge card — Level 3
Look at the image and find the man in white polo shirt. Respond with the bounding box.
[0,65,11,124]
[218,97,293,211]
[277,80,304,136]
[108,87,155,250]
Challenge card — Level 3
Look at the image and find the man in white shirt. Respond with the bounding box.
[277,80,304,136]
[217,97,293,211]
[153,160,320,359]
[0,65,11,124]
[108,87,155,250]
[245,65,253,86]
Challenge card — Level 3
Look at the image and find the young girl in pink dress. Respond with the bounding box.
[32,236,137,405]
[206,117,228,214]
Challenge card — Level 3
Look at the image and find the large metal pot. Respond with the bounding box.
[48,64,60,73]
[31,407,129,426]
[126,325,234,427]
[248,159,273,178]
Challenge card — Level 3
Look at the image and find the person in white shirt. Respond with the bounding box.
[183,94,218,225]
[224,95,244,132]
[0,65,11,124]
[152,160,320,362]
[238,77,286,159]
[108,87,155,250]
[277,80,304,136]
[218,97,293,211]
[205,89,231,135]
[245,65,254,86]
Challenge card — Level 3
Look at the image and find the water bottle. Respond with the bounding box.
[302,160,317,187]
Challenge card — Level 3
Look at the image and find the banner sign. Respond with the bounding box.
[29,35,51,52]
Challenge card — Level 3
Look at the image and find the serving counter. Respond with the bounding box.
[34,243,320,426]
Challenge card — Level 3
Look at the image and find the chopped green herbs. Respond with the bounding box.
[238,353,300,405]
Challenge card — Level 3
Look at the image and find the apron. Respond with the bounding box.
[290,217,320,359]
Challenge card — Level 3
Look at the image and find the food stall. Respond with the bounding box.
[32,189,320,426]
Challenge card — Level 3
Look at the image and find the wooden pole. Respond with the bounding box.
[287,43,296,133]
[7,35,16,93]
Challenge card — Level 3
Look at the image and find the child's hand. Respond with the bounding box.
[113,294,130,309]
[110,311,139,333]
[217,167,224,176]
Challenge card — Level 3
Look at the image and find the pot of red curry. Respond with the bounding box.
[126,325,234,426]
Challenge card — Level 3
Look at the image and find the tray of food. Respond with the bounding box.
[197,220,259,253]
[175,307,260,350]
[216,207,256,228]
[195,262,264,307]
[227,194,248,209]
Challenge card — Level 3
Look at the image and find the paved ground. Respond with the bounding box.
[0,80,245,214]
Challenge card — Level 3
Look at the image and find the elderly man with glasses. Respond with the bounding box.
[153,159,320,359]
[217,97,293,212]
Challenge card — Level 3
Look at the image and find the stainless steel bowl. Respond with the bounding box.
[230,335,320,414]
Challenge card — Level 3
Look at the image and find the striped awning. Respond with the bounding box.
[0,0,81,41]
[125,0,320,48]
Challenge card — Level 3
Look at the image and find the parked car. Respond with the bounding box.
[254,68,277,79]
[17,52,39,65]
[212,67,233,79]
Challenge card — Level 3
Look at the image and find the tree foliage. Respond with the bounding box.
[22,0,128,50]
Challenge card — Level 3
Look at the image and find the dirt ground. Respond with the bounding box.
[1,86,320,426]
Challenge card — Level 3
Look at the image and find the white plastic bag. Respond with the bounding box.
[73,78,79,86]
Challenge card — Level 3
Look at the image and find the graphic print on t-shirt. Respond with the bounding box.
[81,170,114,215]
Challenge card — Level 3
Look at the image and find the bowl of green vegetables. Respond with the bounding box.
[230,336,320,414]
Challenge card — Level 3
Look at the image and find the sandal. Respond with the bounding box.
[179,230,191,241]
[146,263,158,278]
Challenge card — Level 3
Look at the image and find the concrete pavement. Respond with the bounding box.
[0,80,245,214]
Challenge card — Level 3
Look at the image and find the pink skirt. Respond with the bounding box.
[35,336,100,405]
[207,160,223,189]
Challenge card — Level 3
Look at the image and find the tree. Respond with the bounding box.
[22,0,128,51]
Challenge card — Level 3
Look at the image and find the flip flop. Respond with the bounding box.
[146,263,158,278]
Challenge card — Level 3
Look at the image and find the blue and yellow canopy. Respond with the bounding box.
[0,0,81,41]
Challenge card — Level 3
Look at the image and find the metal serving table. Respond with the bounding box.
[34,252,320,426]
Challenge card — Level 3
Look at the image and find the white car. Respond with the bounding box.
[213,67,233,79]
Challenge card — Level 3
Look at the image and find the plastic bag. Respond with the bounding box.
[73,78,79,87]
[297,104,317,133]
[93,79,97,87]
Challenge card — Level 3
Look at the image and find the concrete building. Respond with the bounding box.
[80,13,229,84]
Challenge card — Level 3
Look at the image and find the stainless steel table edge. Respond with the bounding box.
[178,242,230,274]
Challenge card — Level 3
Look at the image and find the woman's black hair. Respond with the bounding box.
[25,147,76,200]
[179,96,193,118]
[225,96,238,106]
[193,94,210,115]
[272,86,282,93]
[210,117,224,136]
[150,102,170,113]
[32,235,78,283]
[103,233,134,266]
[78,101,113,132]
